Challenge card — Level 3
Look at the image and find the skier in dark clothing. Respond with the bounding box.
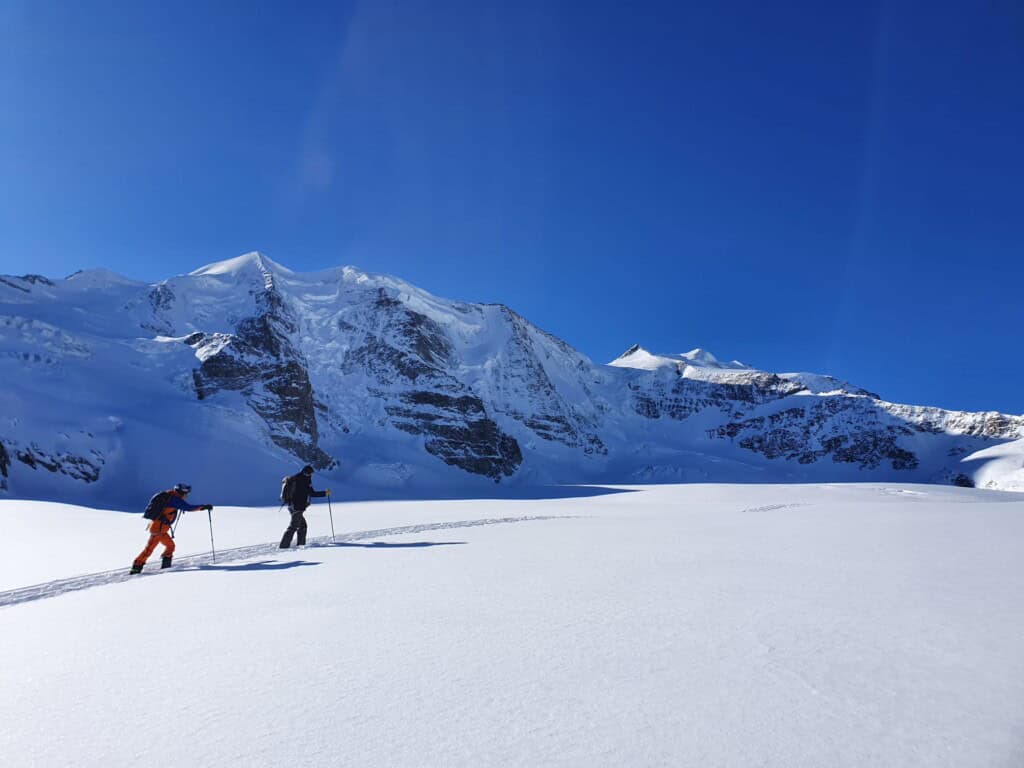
[280,465,331,549]
[130,483,213,574]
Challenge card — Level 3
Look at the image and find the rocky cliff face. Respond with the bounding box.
[710,397,920,470]
[612,347,1024,487]
[628,368,807,421]
[0,441,9,491]
[189,284,334,470]
[10,442,104,483]
[1,253,1022,504]
[341,289,521,480]
[482,307,607,458]
[0,433,104,492]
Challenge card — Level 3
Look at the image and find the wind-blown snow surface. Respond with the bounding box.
[3,483,1024,767]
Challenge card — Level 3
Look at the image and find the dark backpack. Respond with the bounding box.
[280,474,298,505]
[143,491,172,521]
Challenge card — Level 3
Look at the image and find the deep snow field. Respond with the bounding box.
[2,483,1023,767]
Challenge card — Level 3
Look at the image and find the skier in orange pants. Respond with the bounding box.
[130,483,213,574]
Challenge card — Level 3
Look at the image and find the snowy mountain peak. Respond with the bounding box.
[609,345,749,372]
[610,345,674,370]
[679,348,748,369]
[189,251,292,279]
[63,268,144,289]
[682,347,718,365]
[186,255,437,306]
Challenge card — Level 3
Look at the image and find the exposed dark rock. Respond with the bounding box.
[149,283,175,312]
[715,417,764,439]
[632,370,804,422]
[21,274,54,286]
[192,286,334,469]
[974,414,1020,438]
[820,433,918,470]
[423,423,522,481]
[714,397,920,471]
[15,444,102,483]
[388,391,522,480]
[405,312,453,367]
[339,292,525,478]
[374,288,403,311]
[951,474,974,488]
[403,391,484,414]
[0,277,30,293]
[139,283,177,334]
[17,449,56,472]
[882,404,1024,439]
[345,337,438,383]
[489,308,607,455]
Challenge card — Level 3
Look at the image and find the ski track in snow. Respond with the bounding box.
[0,515,568,609]
[739,502,807,514]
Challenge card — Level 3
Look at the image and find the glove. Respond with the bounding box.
[205,505,214,511]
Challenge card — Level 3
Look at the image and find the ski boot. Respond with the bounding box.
[129,563,143,575]
[161,556,173,569]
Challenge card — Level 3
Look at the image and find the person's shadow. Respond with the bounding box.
[196,560,321,572]
[187,543,464,573]
[329,541,466,549]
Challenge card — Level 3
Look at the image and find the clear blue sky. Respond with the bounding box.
[2,1,1022,414]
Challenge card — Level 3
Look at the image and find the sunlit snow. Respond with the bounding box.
[2,482,1023,767]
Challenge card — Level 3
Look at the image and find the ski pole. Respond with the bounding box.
[171,512,183,539]
[327,495,336,543]
[207,507,217,562]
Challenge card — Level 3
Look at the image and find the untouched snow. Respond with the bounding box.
[963,437,1024,492]
[64,268,144,288]
[3,483,1024,767]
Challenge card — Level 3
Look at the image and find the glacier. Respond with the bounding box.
[2,251,1022,506]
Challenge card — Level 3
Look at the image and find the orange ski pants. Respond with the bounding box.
[133,521,175,566]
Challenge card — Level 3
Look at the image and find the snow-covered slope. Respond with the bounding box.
[610,343,751,371]
[3,483,1024,767]
[2,253,1022,506]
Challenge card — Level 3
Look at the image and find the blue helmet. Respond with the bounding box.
[173,483,192,495]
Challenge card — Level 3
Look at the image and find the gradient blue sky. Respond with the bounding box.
[2,1,1022,414]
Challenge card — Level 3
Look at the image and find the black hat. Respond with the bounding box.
[301,465,314,475]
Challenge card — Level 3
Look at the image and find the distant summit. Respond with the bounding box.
[189,251,293,278]
[610,345,749,371]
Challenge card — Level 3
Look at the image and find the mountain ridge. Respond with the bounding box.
[2,253,1022,505]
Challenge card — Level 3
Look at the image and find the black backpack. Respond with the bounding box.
[143,491,172,521]
[280,474,298,505]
